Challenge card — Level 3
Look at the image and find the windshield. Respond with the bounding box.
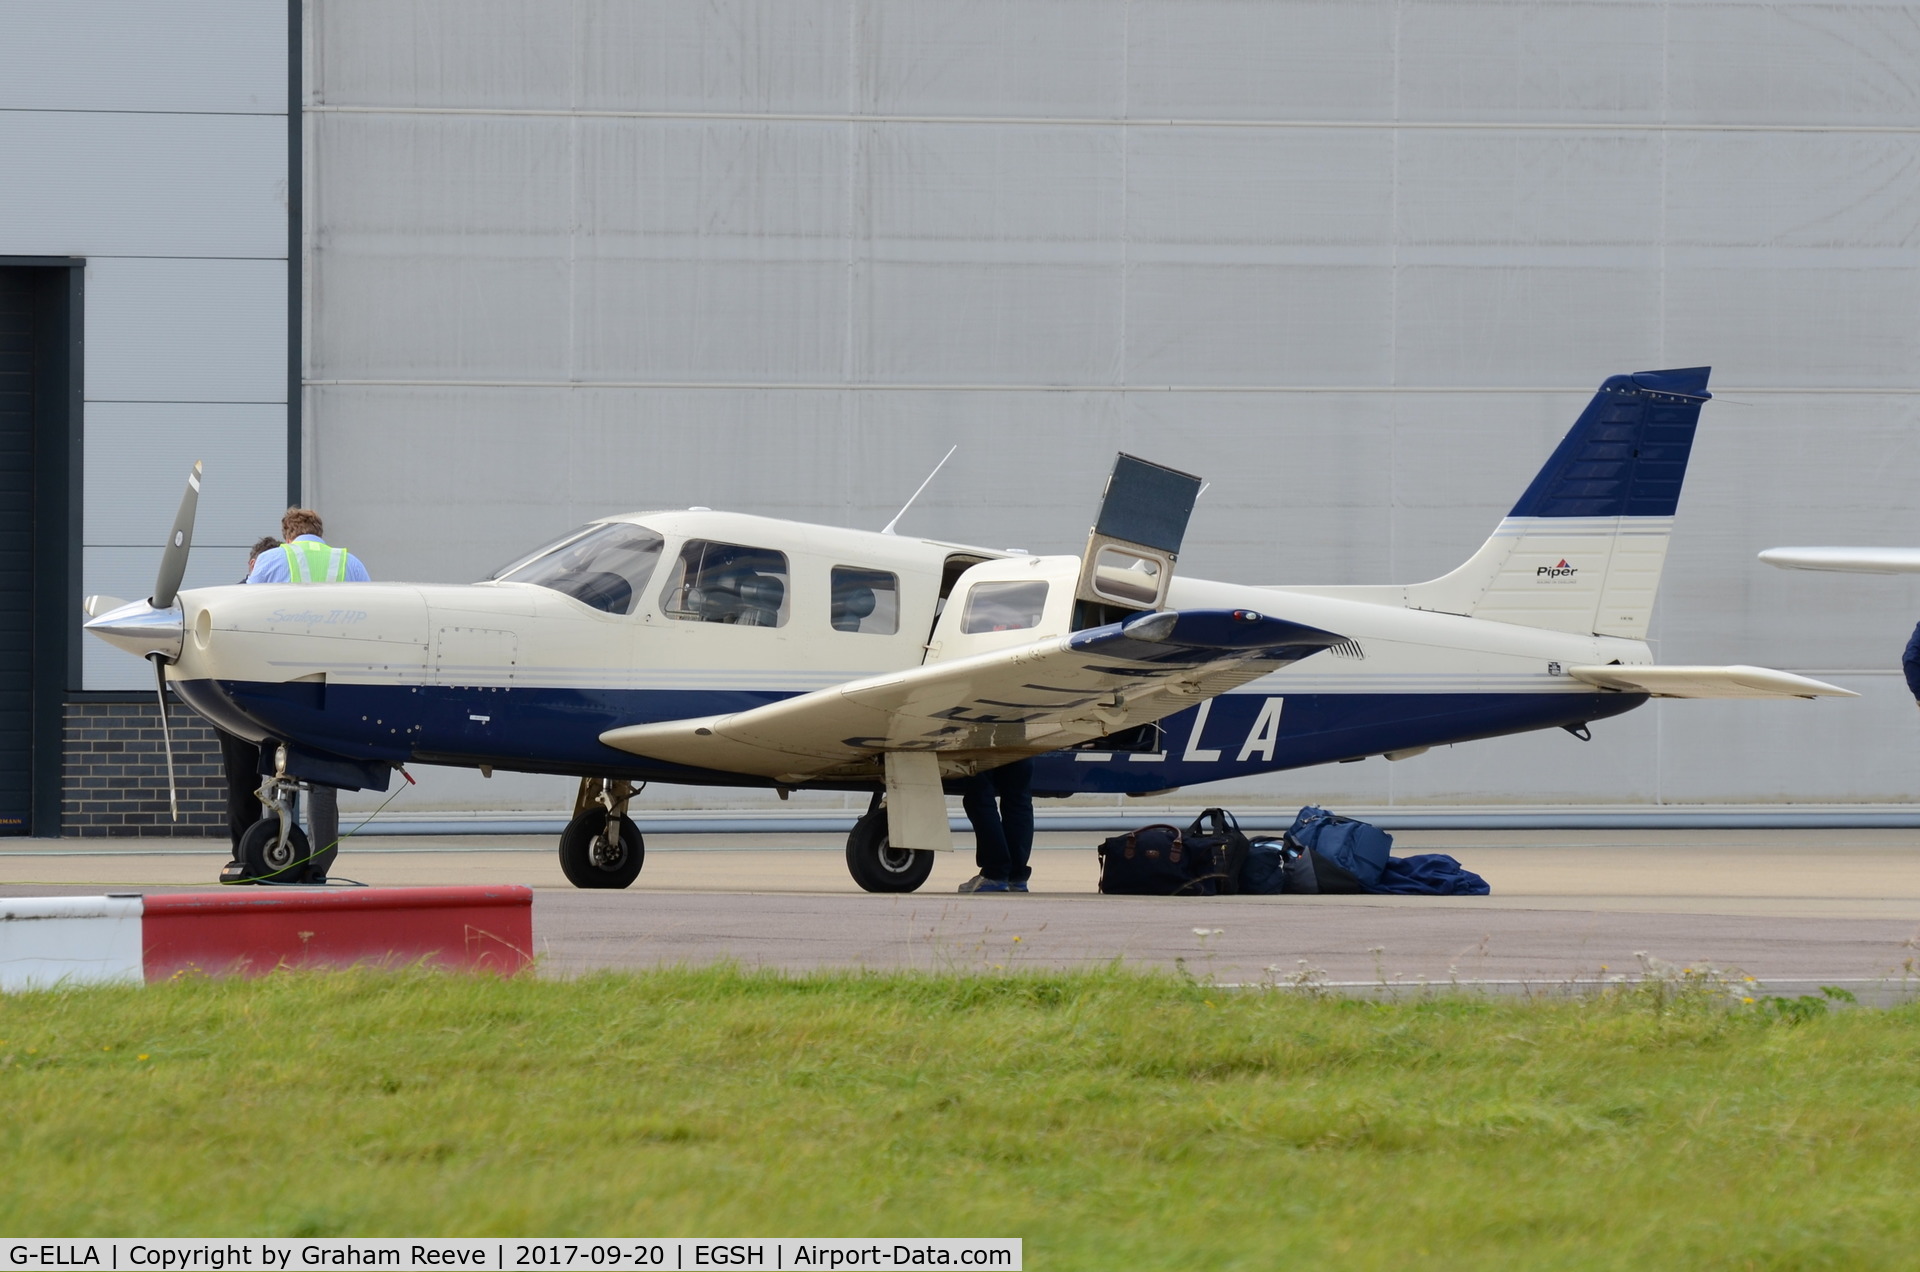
[492,522,665,615]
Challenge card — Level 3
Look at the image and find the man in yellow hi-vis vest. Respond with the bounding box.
[243,508,371,867]
[245,507,370,584]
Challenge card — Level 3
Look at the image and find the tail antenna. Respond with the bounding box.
[881,445,957,535]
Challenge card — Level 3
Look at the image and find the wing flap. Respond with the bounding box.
[1568,664,1855,699]
[600,608,1342,779]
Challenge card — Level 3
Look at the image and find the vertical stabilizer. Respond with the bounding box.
[1402,368,1711,638]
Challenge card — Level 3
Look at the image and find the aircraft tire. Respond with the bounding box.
[236,819,315,884]
[558,807,645,889]
[845,809,935,893]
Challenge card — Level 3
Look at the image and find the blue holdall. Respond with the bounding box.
[1284,805,1394,893]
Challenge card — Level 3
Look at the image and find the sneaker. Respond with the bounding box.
[957,873,1011,893]
[1007,879,1030,893]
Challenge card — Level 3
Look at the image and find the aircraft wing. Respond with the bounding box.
[1567,665,1855,699]
[600,609,1344,781]
[1759,547,1920,574]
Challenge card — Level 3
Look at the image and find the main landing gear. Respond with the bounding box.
[560,777,645,889]
[221,748,338,885]
[844,796,935,893]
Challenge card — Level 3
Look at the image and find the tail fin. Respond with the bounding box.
[1402,367,1711,638]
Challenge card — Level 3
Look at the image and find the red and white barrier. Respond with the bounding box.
[1,886,533,991]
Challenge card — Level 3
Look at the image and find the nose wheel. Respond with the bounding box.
[560,778,645,889]
[223,763,337,884]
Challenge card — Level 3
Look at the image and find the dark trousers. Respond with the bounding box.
[216,729,262,853]
[305,784,339,857]
[961,759,1035,883]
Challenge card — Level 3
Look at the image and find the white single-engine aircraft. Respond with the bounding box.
[86,366,1850,891]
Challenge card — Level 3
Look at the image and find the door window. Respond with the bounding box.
[960,580,1048,634]
[660,541,790,627]
[830,567,899,634]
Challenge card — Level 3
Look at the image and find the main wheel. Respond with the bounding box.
[237,818,315,884]
[845,808,935,893]
[559,807,645,889]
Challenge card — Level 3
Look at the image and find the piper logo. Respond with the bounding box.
[1537,559,1578,580]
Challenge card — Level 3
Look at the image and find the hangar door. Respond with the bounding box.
[0,263,80,836]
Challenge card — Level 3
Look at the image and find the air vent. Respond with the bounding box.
[1330,639,1365,659]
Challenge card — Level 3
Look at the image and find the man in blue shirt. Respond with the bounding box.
[246,507,370,584]
[245,507,370,869]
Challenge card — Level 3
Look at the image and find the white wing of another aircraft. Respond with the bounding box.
[1758,547,1920,574]
[601,608,1341,782]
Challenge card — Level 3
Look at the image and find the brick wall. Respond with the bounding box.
[63,701,227,836]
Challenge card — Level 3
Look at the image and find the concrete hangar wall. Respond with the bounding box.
[306,1,1920,814]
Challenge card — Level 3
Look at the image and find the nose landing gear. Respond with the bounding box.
[559,777,645,889]
[220,748,339,885]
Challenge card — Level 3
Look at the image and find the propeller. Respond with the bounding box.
[152,461,202,820]
[153,460,202,609]
[83,463,203,822]
[152,656,178,821]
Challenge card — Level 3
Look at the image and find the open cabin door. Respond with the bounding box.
[1073,454,1203,629]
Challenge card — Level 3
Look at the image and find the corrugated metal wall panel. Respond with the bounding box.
[306,0,1920,807]
[0,0,284,114]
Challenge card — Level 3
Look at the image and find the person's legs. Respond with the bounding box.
[216,730,262,855]
[305,783,339,867]
[992,759,1036,884]
[959,772,1011,881]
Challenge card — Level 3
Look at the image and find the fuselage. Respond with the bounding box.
[166,509,1650,795]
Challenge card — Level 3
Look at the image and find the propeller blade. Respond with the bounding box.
[152,460,203,610]
[151,656,179,822]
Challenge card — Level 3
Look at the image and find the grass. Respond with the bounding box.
[4,967,1920,1270]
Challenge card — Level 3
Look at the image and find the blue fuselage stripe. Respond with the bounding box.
[173,678,1648,794]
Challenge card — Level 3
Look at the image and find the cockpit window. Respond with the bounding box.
[660,540,789,627]
[492,522,665,615]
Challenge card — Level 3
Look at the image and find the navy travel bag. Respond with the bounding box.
[1283,805,1394,893]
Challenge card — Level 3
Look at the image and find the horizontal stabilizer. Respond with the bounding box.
[600,608,1343,781]
[1759,547,1920,575]
[1568,665,1854,699]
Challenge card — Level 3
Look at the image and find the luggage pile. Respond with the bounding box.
[1096,805,1489,897]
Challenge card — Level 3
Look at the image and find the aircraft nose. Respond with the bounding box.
[83,598,185,662]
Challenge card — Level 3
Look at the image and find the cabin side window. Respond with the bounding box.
[960,580,1048,633]
[659,540,790,627]
[829,567,899,634]
[491,522,664,616]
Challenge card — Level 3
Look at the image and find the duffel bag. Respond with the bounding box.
[1185,807,1251,895]
[1239,836,1288,895]
[1097,824,1213,895]
[1285,805,1393,893]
